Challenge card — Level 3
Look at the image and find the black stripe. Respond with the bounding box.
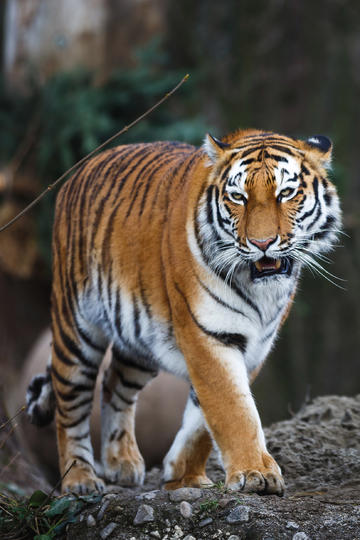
[270,145,296,156]
[113,387,134,406]
[306,205,322,231]
[76,325,106,354]
[112,348,157,374]
[206,186,214,224]
[71,431,90,441]
[214,186,231,229]
[109,402,124,412]
[57,386,93,402]
[125,153,162,220]
[190,386,200,407]
[72,455,95,471]
[114,288,123,340]
[195,274,247,317]
[298,177,319,222]
[59,410,89,429]
[133,295,141,339]
[174,282,247,354]
[115,368,143,391]
[53,342,76,367]
[63,397,93,412]
[52,295,99,372]
[139,275,152,319]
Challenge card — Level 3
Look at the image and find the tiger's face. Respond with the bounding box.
[202,129,341,283]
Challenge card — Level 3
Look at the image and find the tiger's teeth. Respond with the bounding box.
[255,261,263,271]
[275,259,281,270]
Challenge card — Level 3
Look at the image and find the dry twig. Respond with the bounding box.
[0,74,189,233]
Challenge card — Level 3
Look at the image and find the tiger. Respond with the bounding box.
[26,128,341,495]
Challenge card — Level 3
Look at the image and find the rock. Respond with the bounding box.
[133,503,155,525]
[179,500,193,518]
[150,531,161,538]
[287,521,300,529]
[198,517,213,527]
[136,489,160,500]
[218,497,235,508]
[173,525,184,537]
[100,522,117,539]
[86,514,96,527]
[228,536,240,540]
[97,500,110,520]
[292,534,309,540]
[183,536,196,540]
[168,487,203,502]
[226,505,250,523]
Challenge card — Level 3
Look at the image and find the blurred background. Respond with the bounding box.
[0,0,359,468]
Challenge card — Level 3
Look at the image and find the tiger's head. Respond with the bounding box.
[199,129,342,284]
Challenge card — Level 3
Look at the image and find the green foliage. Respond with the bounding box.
[0,40,207,270]
[0,488,101,539]
[199,498,219,513]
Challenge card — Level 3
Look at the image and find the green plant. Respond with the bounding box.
[199,498,219,513]
[0,489,101,539]
[0,40,208,270]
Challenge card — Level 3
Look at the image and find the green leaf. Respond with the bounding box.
[44,496,72,517]
[28,490,48,507]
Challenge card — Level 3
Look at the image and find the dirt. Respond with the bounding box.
[2,394,360,539]
[67,394,360,539]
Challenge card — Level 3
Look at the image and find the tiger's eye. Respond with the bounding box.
[278,187,295,202]
[230,192,247,204]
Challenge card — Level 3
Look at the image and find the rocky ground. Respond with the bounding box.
[1,394,360,539]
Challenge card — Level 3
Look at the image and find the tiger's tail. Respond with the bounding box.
[26,361,55,427]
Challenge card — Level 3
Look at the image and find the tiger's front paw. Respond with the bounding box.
[226,453,284,496]
[103,436,145,486]
[104,456,145,486]
[164,474,214,490]
[62,463,105,495]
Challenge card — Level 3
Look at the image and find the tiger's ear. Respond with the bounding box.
[203,133,230,164]
[304,135,333,169]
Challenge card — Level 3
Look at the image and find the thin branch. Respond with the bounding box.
[0,73,190,233]
[0,406,25,431]
[36,459,77,511]
[0,451,20,478]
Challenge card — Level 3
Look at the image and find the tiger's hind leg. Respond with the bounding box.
[101,347,158,485]
[163,391,213,489]
[51,315,108,494]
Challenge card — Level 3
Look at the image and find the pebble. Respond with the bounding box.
[228,536,240,540]
[179,500,193,518]
[183,536,196,540]
[136,490,160,501]
[168,487,202,502]
[199,517,213,528]
[133,504,155,525]
[293,533,309,540]
[287,521,299,529]
[173,525,184,537]
[103,493,117,500]
[218,497,235,508]
[100,522,117,539]
[226,505,250,523]
[150,531,161,538]
[86,514,96,527]
[97,500,110,521]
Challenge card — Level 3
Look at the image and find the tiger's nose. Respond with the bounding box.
[249,237,276,251]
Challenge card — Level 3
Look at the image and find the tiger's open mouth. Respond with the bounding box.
[250,257,293,280]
